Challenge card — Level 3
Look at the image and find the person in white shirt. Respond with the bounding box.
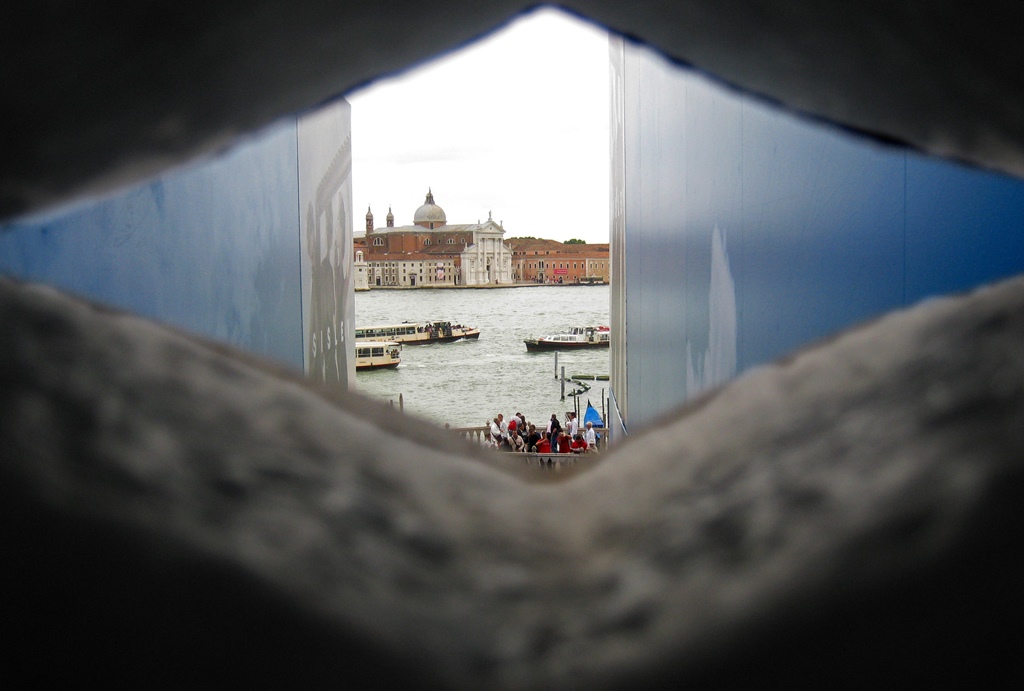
[568,412,579,438]
[584,421,599,452]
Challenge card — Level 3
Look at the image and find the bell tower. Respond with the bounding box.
[365,206,374,234]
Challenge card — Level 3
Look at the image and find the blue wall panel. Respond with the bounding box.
[614,41,1024,433]
[0,122,304,369]
[906,157,1024,303]
[735,98,906,371]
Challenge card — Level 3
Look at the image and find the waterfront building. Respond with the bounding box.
[355,190,513,287]
[509,238,610,284]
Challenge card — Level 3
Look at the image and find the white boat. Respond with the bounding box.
[355,321,480,344]
[355,341,402,371]
[524,326,611,352]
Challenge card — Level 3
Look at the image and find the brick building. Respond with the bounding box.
[509,238,610,284]
[354,190,513,287]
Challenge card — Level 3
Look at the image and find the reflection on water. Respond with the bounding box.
[355,285,610,428]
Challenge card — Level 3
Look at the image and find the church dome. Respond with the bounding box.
[413,188,446,226]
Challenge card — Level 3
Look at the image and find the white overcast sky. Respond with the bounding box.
[348,8,610,244]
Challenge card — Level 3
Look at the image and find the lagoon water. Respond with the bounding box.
[354,285,610,429]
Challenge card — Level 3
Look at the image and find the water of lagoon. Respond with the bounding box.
[354,284,610,429]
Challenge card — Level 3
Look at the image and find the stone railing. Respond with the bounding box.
[450,426,607,451]
[449,427,604,481]
[450,425,490,444]
[482,451,601,482]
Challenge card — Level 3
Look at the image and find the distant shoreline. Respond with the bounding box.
[356,282,607,291]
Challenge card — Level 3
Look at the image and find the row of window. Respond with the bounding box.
[423,238,464,246]
[367,262,453,265]
[368,262,454,269]
[516,261,609,270]
[512,250,608,256]
[370,237,468,246]
[355,326,418,338]
[366,259,603,271]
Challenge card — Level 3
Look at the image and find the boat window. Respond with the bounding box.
[371,347,384,357]
[357,348,369,357]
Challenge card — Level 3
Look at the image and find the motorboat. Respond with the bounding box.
[355,341,402,370]
[355,321,480,344]
[524,326,610,351]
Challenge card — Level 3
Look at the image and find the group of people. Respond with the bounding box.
[486,411,600,454]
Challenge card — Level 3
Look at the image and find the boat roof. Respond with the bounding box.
[536,325,611,338]
[356,323,423,329]
[356,321,460,330]
[355,340,401,347]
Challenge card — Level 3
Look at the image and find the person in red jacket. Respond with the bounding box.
[570,433,588,453]
[556,428,572,454]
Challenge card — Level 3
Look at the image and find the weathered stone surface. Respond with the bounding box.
[3,275,1023,688]
[3,1,1024,219]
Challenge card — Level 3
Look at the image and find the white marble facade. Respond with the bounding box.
[461,225,513,286]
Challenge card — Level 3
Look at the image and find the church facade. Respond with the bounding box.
[355,190,513,287]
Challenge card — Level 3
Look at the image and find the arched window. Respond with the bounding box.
[373,237,384,246]
[447,238,454,244]
[424,238,431,246]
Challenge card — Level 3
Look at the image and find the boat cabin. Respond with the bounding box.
[355,340,401,370]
